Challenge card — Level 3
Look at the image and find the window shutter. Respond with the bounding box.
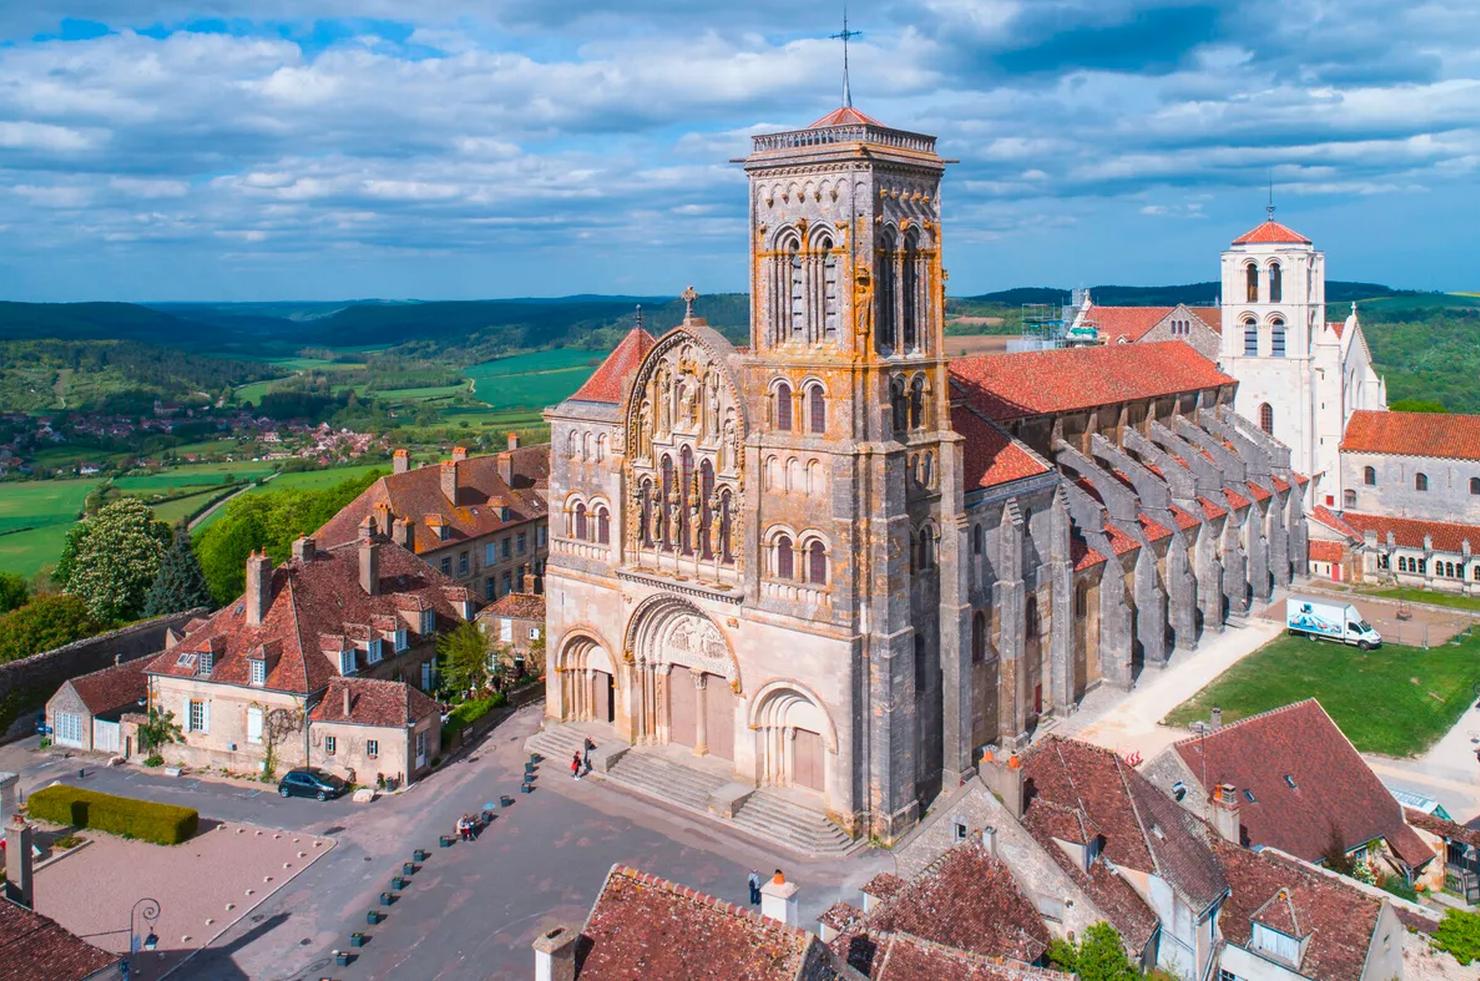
[201,700,211,734]
[183,696,190,732]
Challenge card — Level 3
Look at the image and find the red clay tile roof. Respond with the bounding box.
[1189,307,1222,333]
[1232,219,1311,245]
[809,105,884,128]
[308,677,440,727]
[147,541,466,696]
[1072,537,1107,571]
[951,406,1051,491]
[862,931,1071,981]
[476,590,545,622]
[316,449,548,557]
[1405,807,1480,850]
[852,843,1050,966]
[1328,320,1347,339]
[1198,495,1228,520]
[1307,540,1345,563]
[860,873,906,902]
[1340,409,1480,462]
[1023,737,1227,919]
[575,865,837,979]
[1212,839,1383,981]
[818,902,865,933]
[66,657,148,717]
[949,342,1233,423]
[1090,306,1173,345]
[1340,510,1480,553]
[569,327,655,404]
[1173,700,1429,865]
[1309,505,1358,539]
[0,897,120,981]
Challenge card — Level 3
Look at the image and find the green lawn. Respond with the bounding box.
[189,462,386,532]
[466,349,604,410]
[1163,630,1480,757]
[112,461,275,491]
[1361,586,1480,615]
[144,486,237,526]
[0,478,98,577]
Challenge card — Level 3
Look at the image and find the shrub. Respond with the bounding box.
[1379,874,1418,902]
[1433,908,1480,966]
[26,785,198,845]
[143,754,164,768]
[440,692,507,744]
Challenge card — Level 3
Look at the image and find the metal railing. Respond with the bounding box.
[751,124,937,154]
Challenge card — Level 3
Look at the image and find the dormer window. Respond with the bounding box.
[394,627,408,652]
[176,652,197,669]
[420,609,436,636]
[198,652,214,677]
[339,649,357,676]
[1284,774,1297,789]
[1251,923,1303,966]
[1244,789,1257,803]
[249,658,266,686]
[368,638,383,665]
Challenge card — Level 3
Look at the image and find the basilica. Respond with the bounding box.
[539,104,1309,842]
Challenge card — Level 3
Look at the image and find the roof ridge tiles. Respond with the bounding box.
[1170,698,1321,748]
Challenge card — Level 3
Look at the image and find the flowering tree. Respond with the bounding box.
[58,497,170,622]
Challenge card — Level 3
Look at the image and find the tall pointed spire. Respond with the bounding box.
[1266,171,1275,221]
[830,5,861,108]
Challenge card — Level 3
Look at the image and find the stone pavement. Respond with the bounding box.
[182,704,891,980]
[1058,616,1285,761]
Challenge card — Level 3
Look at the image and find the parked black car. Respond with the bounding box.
[277,768,348,801]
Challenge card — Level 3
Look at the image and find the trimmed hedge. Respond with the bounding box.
[27,785,198,845]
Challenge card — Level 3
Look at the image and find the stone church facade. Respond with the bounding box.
[542,106,1309,842]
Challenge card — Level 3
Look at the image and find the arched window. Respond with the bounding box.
[582,431,591,461]
[891,377,908,433]
[595,434,607,462]
[775,534,794,579]
[1245,263,1258,303]
[774,381,792,431]
[971,524,982,555]
[660,455,675,548]
[1364,466,1376,486]
[1343,489,1356,509]
[1268,261,1283,302]
[574,502,588,541]
[877,229,897,354]
[819,234,839,340]
[1270,318,1286,358]
[1471,477,1480,495]
[918,526,935,569]
[902,229,920,352]
[808,383,826,434]
[807,540,827,585]
[788,240,804,339]
[1398,556,1408,573]
[566,430,577,458]
[1243,318,1258,356]
[718,489,735,564]
[971,611,986,664]
[1415,472,1429,492]
[1259,402,1274,434]
[595,506,610,545]
[910,376,926,430]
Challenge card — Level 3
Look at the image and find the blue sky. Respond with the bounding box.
[1,2,1476,301]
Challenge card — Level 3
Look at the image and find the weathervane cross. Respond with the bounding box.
[829,5,862,108]
[680,285,699,321]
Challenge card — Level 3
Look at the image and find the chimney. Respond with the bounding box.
[981,825,997,857]
[4,813,35,908]
[358,513,377,540]
[360,539,381,596]
[440,460,458,504]
[0,772,18,828]
[507,431,520,451]
[1210,706,1223,730]
[393,516,415,551]
[246,551,272,627]
[451,445,469,463]
[522,572,538,595]
[342,683,352,719]
[978,749,1026,819]
[393,448,410,474]
[1210,783,1241,844]
[532,925,578,981]
[292,536,316,563]
[760,870,799,926]
[114,653,122,666]
[497,451,514,486]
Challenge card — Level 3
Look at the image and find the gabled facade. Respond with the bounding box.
[1087,302,1222,361]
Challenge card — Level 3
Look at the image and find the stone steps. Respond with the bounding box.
[608,751,728,811]
[525,726,587,768]
[733,790,855,856]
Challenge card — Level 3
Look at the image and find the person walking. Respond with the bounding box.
[571,751,583,780]
[747,870,762,906]
[582,736,596,775]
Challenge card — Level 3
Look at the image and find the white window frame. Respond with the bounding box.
[188,699,209,733]
[325,735,336,756]
[420,660,433,691]
[198,651,214,677]
[500,619,513,643]
[249,658,266,686]
[529,626,540,640]
[367,738,378,759]
[54,711,84,747]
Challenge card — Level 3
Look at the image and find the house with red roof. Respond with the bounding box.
[143,534,470,785]
[1079,300,1223,361]
[0,896,123,981]
[45,657,148,754]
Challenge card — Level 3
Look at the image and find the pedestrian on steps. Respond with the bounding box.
[582,736,596,775]
[747,870,762,906]
[571,751,583,780]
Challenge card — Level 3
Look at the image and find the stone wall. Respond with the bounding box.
[0,608,207,741]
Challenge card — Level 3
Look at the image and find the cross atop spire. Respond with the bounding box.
[829,5,862,108]
[680,285,699,322]
[1266,172,1276,221]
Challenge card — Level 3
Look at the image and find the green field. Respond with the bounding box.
[144,486,235,526]
[111,460,276,490]
[1360,586,1480,615]
[1163,630,1480,756]
[189,462,388,532]
[466,349,603,411]
[0,478,98,577]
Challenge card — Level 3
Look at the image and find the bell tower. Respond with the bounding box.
[740,109,958,839]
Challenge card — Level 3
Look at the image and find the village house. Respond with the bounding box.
[474,574,545,679]
[1402,807,1480,904]
[318,436,550,602]
[142,533,469,785]
[1081,301,1223,361]
[1142,700,1434,880]
[0,896,123,981]
[45,657,148,756]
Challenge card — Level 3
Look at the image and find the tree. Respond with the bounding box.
[1388,397,1446,413]
[0,594,103,664]
[1047,923,1140,981]
[137,707,183,754]
[0,573,28,615]
[1321,825,1355,876]
[437,620,490,697]
[57,497,169,622]
[1433,908,1480,966]
[143,527,214,616]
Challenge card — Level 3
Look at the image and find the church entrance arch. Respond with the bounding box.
[749,682,837,800]
[558,632,618,726]
[625,595,740,760]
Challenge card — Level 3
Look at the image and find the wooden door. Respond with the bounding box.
[593,671,614,723]
[703,677,734,760]
[793,728,824,792]
[668,667,696,747]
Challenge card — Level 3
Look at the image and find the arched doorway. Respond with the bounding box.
[625,596,740,761]
[750,683,836,799]
[557,633,617,725]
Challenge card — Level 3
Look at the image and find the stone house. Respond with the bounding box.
[317,436,550,603]
[1339,410,1480,523]
[143,535,470,785]
[474,580,544,680]
[1308,504,1480,597]
[1086,302,1223,361]
[1402,807,1480,903]
[306,677,441,787]
[45,657,148,755]
[1142,699,1434,879]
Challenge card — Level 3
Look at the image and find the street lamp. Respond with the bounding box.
[121,897,160,980]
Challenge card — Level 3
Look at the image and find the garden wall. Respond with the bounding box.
[1,607,208,741]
